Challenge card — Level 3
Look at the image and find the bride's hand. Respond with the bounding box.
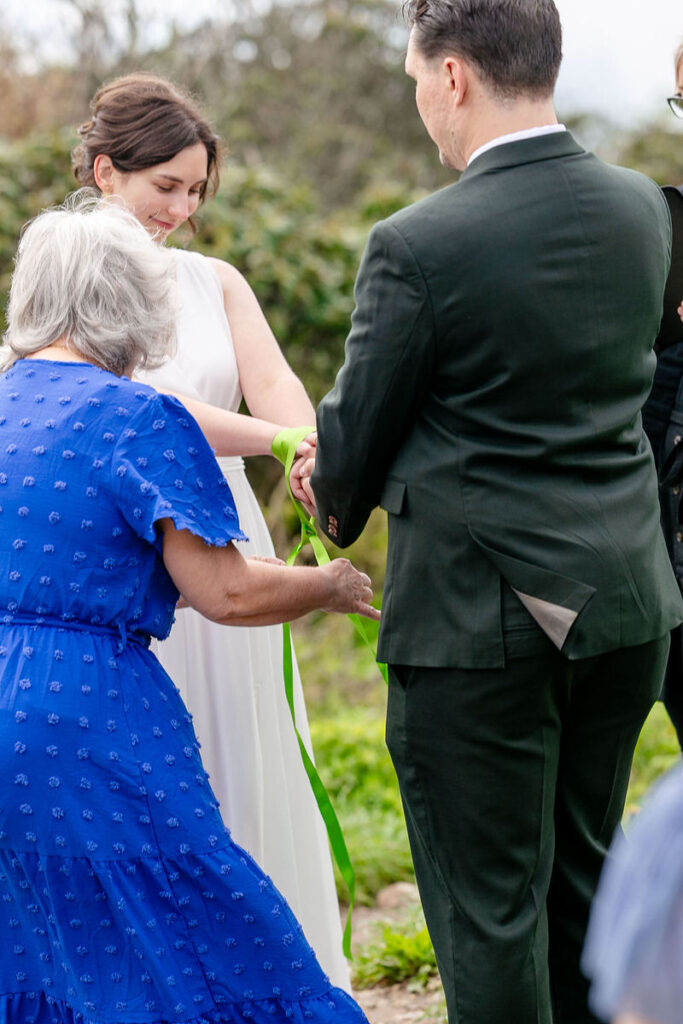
[290,455,317,517]
[295,431,317,461]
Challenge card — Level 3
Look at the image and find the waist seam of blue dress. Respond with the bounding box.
[0,613,151,650]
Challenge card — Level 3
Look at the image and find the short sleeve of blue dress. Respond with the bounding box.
[583,764,683,1024]
[111,389,247,552]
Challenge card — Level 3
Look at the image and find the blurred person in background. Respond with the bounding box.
[641,38,683,747]
[583,760,683,1024]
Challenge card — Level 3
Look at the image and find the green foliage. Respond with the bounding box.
[352,906,439,990]
[189,163,369,403]
[0,131,77,321]
[626,701,680,811]
[139,0,453,206]
[309,707,414,904]
[617,127,683,186]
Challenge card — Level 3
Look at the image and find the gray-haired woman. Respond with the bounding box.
[0,194,374,1024]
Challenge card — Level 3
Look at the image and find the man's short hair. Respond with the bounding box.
[404,0,563,100]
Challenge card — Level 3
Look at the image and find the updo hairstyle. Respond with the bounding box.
[72,73,221,228]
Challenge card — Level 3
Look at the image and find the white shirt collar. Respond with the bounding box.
[467,124,567,167]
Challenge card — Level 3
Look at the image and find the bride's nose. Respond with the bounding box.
[168,194,192,221]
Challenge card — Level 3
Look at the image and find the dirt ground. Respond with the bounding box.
[349,883,446,1024]
[353,972,446,1024]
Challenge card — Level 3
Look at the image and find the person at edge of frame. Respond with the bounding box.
[641,38,683,747]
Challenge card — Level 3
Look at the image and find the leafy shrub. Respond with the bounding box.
[352,906,438,990]
[309,708,414,904]
[626,702,680,812]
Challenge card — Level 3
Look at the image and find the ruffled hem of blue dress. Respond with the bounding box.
[0,988,366,1024]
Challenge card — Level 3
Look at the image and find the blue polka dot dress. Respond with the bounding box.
[0,360,367,1024]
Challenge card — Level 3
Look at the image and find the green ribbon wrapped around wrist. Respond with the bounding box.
[271,426,386,959]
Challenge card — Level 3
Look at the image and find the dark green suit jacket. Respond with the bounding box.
[313,131,683,668]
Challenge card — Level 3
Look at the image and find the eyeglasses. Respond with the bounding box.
[668,95,683,118]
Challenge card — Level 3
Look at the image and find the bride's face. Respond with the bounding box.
[94,142,209,241]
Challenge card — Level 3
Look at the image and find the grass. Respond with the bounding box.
[352,905,438,991]
[626,700,680,811]
[308,709,415,905]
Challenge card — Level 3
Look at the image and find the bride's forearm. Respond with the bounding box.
[161,389,280,457]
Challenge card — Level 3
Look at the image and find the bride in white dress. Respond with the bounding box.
[73,72,350,988]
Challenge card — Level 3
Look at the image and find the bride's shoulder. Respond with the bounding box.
[203,257,255,304]
[173,251,254,306]
[204,255,241,284]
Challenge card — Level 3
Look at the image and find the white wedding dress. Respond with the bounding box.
[139,248,350,989]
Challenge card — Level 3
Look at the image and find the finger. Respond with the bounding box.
[302,475,315,499]
[290,478,307,501]
[356,602,381,621]
[297,496,316,517]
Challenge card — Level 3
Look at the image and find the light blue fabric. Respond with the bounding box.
[0,360,366,1024]
[583,763,683,1024]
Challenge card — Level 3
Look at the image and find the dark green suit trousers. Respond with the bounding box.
[386,590,668,1024]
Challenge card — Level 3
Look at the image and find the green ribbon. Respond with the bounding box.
[271,426,387,959]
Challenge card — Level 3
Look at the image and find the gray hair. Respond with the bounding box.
[3,190,177,376]
[676,39,683,74]
[404,0,563,100]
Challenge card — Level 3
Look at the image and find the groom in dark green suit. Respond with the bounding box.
[305,1,683,1021]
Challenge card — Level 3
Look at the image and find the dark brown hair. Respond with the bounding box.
[72,73,221,229]
[404,0,562,100]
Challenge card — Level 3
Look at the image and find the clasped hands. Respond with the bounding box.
[289,433,317,518]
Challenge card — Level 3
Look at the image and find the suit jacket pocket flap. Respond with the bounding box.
[380,479,407,515]
[470,533,596,615]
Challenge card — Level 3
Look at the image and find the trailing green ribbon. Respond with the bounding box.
[271,426,386,959]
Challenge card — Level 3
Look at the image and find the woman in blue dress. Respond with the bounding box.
[0,195,376,1024]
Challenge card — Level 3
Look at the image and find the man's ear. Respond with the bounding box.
[93,153,115,194]
[444,55,469,107]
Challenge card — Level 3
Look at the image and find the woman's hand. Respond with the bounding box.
[161,519,380,625]
[678,298,683,323]
[319,559,380,620]
[290,450,317,517]
[295,432,317,461]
